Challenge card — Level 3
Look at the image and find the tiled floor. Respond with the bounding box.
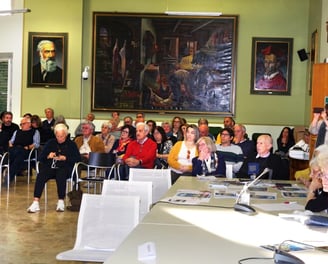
[0,174,85,264]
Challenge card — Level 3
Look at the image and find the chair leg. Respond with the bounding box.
[44,182,48,204]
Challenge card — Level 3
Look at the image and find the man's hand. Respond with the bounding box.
[125,157,139,167]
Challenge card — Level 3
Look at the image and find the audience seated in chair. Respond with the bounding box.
[96,122,115,153]
[236,134,289,180]
[40,107,55,144]
[74,113,95,137]
[153,126,173,169]
[305,145,328,212]
[74,120,104,163]
[275,126,295,158]
[161,120,176,145]
[121,122,157,180]
[198,123,215,142]
[216,127,243,176]
[8,116,40,184]
[215,116,235,144]
[192,136,226,176]
[168,124,199,183]
[27,124,81,213]
[0,111,19,154]
[233,124,256,160]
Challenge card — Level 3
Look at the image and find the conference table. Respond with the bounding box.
[104,177,328,264]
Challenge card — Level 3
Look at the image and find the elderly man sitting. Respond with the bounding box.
[236,134,289,180]
[74,120,104,162]
[8,116,40,183]
[120,122,157,180]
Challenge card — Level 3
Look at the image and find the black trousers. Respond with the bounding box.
[34,164,70,199]
[9,146,30,182]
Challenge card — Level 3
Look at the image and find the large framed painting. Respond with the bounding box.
[250,37,293,95]
[27,32,68,88]
[92,12,238,115]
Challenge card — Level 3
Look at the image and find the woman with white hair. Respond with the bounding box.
[192,136,226,176]
[27,124,81,213]
[97,121,115,153]
[305,145,328,212]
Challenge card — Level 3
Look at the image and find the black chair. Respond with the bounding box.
[76,152,116,193]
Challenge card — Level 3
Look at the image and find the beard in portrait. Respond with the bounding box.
[32,39,63,84]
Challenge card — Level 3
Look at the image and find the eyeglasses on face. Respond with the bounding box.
[221,133,231,136]
[121,130,129,134]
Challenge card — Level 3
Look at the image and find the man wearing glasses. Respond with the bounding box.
[216,127,243,177]
[8,117,40,184]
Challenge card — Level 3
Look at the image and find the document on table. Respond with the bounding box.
[161,189,212,204]
[253,202,304,211]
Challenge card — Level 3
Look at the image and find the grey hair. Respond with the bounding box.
[136,122,149,133]
[81,120,95,132]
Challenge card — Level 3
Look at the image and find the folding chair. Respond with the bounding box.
[56,194,139,262]
[0,152,9,191]
[76,152,115,193]
[102,179,152,221]
[24,147,38,184]
[129,168,172,203]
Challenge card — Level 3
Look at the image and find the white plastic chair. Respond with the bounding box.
[129,168,171,203]
[0,152,9,191]
[56,194,139,262]
[102,179,152,221]
[24,147,38,184]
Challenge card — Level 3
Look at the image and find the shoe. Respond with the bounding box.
[27,201,40,213]
[56,200,65,212]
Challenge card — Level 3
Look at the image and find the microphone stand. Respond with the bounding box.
[235,168,271,205]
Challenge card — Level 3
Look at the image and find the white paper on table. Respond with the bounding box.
[252,202,304,211]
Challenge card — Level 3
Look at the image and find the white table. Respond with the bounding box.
[104,177,328,264]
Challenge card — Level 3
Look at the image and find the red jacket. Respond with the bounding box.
[123,138,157,168]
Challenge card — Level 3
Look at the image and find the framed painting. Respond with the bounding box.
[250,37,293,95]
[27,32,68,88]
[92,12,238,115]
[308,30,318,95]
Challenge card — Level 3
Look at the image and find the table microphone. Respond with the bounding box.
[234,168,271,214]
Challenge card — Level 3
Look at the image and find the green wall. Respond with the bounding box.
[23,0,319,126]
[23,0,83,119]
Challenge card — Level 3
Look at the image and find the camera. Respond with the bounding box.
[82,66,89,80]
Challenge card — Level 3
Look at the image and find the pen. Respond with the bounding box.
[284,201,297,204]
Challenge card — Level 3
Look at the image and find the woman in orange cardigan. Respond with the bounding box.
[168,124,199,184]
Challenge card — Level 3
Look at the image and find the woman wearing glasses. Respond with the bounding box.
[168,124,199,183]
[305,145,328,212]
[110,125,135,164]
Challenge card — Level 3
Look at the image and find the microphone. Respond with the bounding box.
[234,168,271,214]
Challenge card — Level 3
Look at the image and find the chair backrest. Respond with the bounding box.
[88,152,115,167]
[102,180,152,220]
[73,194,139,251]
[129,168,172,203]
